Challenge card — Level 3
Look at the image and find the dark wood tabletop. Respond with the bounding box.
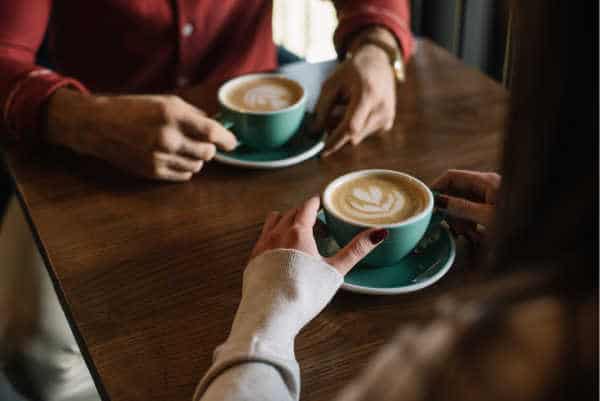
[2,39,507,401]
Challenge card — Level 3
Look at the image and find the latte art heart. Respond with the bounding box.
[243,85,294,110]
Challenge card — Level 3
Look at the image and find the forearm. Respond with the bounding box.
[44,88,94,153]
[194,250,343,401]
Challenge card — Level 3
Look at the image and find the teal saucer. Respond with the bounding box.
[214,113,325,169]
[316,211,456,295]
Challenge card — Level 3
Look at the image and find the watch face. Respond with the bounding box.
[393,60,405,81]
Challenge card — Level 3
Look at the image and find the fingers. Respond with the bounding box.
[326,228,388,275]
[323,94,371,157]
[435,194,494,227]
[273,207,298,233]
[445,216,476,237]
[322,97,359,155]
[261,211,281,237]
[313,79,341,132]
[349,109,387,146]
[178,106,238,151]
[153,166,193,182]
[250,211,282,260]
[464,226,485,245]
[154,152,204,173]
[347,96,373,136]
[431,170,497,202]
[322,135,350,158]
[178,138,217,161]
[446,216,486,245]
[293,196,321,227]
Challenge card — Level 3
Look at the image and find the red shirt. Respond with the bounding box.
[0,0,412,140]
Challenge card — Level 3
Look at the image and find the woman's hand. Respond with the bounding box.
[46,89,238,182]
[196,198,388,401]
[250,196,388,275]
[431,170,501,243]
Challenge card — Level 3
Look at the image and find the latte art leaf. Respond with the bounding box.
[332,173,428,224]
[352,186,383,204]
[243,85,293,110]
[345,185,407,219]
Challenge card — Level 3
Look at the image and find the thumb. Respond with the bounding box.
[326,228,388,275]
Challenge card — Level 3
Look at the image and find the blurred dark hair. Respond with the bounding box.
[492,0,598,293]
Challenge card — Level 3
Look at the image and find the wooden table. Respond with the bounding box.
[2,39,507,401]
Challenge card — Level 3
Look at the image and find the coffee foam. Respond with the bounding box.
[243,84,294,110]
[222,76,303,113]
[346,186,407,220]
[327,172,430,225]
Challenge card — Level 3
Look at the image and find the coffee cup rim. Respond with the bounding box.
[218,73,306,115]
[322,169,434,228]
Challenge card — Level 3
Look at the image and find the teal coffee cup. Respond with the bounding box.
[217,73,307,150]
[322,169,434,266]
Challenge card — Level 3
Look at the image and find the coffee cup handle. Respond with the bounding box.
[214,113,235,130]
[429,190,447,228]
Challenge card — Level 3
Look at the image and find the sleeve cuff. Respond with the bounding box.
[2,68,88,140]
[334,5,414,60]
[193,337,301,401]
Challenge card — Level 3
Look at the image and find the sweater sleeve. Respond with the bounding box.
[333,0,414,59]
[194,249,343,401]
[0,0,88,141]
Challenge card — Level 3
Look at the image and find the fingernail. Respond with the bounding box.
[369,229,389,244]
[434,194,449,210]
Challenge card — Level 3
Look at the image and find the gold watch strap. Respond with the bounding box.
[346,37,405,83]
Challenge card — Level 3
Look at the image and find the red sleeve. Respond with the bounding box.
[333,0,414,60]
[0,0,88,141]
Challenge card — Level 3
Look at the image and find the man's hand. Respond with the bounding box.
[313,27,399,157]
[46,89,237,182]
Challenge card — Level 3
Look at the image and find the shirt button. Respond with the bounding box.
[182,23,194,38]
[177,76,189,87]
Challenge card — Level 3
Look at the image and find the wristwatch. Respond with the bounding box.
[346,37,405,83]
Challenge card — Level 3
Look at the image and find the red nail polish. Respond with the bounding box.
[435,194,449,210]
[369,229,389,244]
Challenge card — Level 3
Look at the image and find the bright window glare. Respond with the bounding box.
[273,0,338,62]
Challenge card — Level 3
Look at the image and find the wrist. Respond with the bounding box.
[352,43,391,65]
[346,26,405,82]
[347,26,402,59]
[45,89,97,154]
[227,250,342,348]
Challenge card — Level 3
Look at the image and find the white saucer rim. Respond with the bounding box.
[340,226,456,295]
[214,138,325,169]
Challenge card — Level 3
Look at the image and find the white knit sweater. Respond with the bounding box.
[194,249,343,401]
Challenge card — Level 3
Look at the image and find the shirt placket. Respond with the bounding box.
[174,0,196,89]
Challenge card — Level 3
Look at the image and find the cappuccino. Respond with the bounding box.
[223,76,303,113]
[329,172,429,225]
